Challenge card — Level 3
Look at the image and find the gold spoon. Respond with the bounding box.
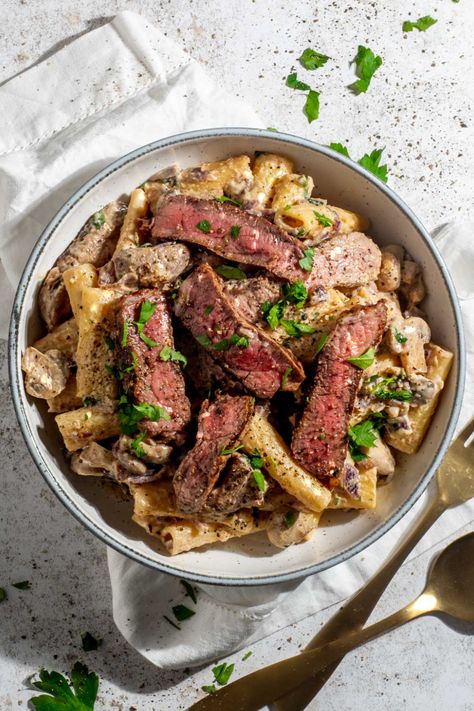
[189,532,474,711]
[275,416,474,711]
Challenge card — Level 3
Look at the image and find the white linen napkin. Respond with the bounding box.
[0,11,472,671]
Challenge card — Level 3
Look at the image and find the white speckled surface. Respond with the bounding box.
[1,1,473,709]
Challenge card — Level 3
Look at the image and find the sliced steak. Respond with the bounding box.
[203,452,265,515]
[111,242,191,286]
[151,195,309,283]
[116,289,191,441]
[175,264,305,398]
[173,395,254,513]
[318,232,381,289]
[39,200,128,330]
[291,302,387,480]
[223,276,281,325]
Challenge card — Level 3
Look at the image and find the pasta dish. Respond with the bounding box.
[21,153,453,554]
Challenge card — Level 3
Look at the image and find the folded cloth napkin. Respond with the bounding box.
[1,11,472,671]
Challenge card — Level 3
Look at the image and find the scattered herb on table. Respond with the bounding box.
[304,89,320,123]
[202,684,217,695]
[163,615,181,631]
[212,662,235,686]
[358,148,388,183]
[215,264,247,280]
[403,16,437,32]
[172,604,195,622]
[242,651,253,661]
[81,632,102,652]
[29,662,99,711]
[286,72,311,91]
[180,580,198,604]
[299,48,329,70]
[350,45,382,94]
[13,581,31,590]
[0,588,6,603]
[328,142,350,158]
[346,347,375,369]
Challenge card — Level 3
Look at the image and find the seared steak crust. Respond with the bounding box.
[117,289,191,441]
[203,452,265,514]
[175,263,305,398]
[291,302,387,479]
[223,276,281,326]
[173,395,254,513]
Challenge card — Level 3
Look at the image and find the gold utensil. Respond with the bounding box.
[189,531,474,711]
[275,416,474,711]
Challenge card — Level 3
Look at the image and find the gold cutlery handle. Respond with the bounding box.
[274,494,446,711]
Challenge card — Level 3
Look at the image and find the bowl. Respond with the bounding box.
[9,128,465,585]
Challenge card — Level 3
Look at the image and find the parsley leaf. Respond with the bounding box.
[348,419,378,461]
[281,366,293,389]
[196,220,211,233]
[373,386,414,402]
[242,651,253,661]
[303,89,320,123]
[248,449,264,469]
[393,328,408,344]
[172,604,195,622]
[286,73,311,91]
[213,333,249,351]
[163,615,181,631]
[81,632,102,652]
[358,148,388,183]
[136,329,159,348]
[13,581,30,590]
[195,334,213,348]
[204,305,214,315]
[215,264,247,280]
[230,225,241,239]
[137,300,156,326]
[315,332,328,354]
[130,431,147,458]
[118,394,170,436]
[283,510,297,529]
[252,469,266,492]
[220,444,244,456]
[213,195,242,207]
[261,299,285,329]
[350,45,382,94]
[92,212,106,229]
[159,345,187,367]
[281,281,308,308]
[0,588,5,603]
[313,210,333,227]
[280,320,317,338]
[299,247,315,272]
[403,16,437,32]
[180,580,197,604]
[30,662,99,711]
[328,142,350,158]
[202,685,217,695]
[121,320,129,348]
[346,347,375,369]
[299,48,329,70]
[212,662,235,686]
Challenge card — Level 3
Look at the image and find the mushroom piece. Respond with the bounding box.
[360,434,396,478]
[21,347,70,399]
[71,442,121,478]
[112,435,170,482]
[376,246,402,292]
[400,259,426,307]
[387,316,431,374]
[266,509,320,548]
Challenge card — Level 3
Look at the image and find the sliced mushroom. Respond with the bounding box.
[377,246,402,292]
[21,347,70,399]
[400,259,426,306]
[112,435,169,482]
[70,442,120,478]
[266,509,320,549]
[387,316,431,374]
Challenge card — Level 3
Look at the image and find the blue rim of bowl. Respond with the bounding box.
[9,127,466,586]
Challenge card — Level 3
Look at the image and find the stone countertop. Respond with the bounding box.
[0,1,473,709]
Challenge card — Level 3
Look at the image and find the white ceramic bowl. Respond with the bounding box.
[9,129,465,585]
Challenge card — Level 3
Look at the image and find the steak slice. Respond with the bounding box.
[203,452,265,515]
[151,195,309,283]
[318,232,381,289]
[291,302,387,480]
[175,264,305,398]
[111,242,191,286]
[223,275,282,326]
[116,289,191,441]
[173,395,254,513]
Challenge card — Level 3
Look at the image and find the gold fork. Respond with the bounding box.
[189,418,474,711]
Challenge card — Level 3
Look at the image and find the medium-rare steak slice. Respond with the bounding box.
[291,302,387,480]
[116,289,191,441]
[173,395,254,513]
[151,194,309,283]
[223,275,282,326]
[175,263,305,398]
[203,452,265,515]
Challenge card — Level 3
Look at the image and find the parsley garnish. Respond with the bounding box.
[163,615,181,631]
[13,580,30,590]
[350,45,382,94]
[315,332,328,354]
[299,247,315,272]
[304,89,320,123]
[195,334,213,348]
[261,299,285,328]
[172,604,195,622]
[283,510,297,528]
[230,225,241,239]
[248,449,264,469]
[213,196,242,207]
[220,444,244,456]
[215,264,247,280]
[299,48,329,70]
[346,347,375,369]
[30,662,99,711]
[313,210,333,227]
[130,431,147,458]
[204,305,214,315]
[180,580,197,604]
[92,211,106,229]
[213,333,249,351]
[196,220,211,233]
[121,320,129,348]
[160,345,187,367]
[393,328,408,344]
[373,386,413,402]
[137,331,159,348]
[118,393,170,436]
[328,142,350,158]
[280,320,317,338]
[267,127,278,132]
[133,300,159,347]
[281,281,308,308]
[358,148,388,183]
[252,469,266,492]
[348,419,379,461]
[212,662,235,686]
[281,366,293,388]
[103,334,114,351]
[286,72,311,91]
[403,16,437,32]
[81,632,102,652]
[0,588,6,603]
[202,685,217,695]
[242,651,253,661]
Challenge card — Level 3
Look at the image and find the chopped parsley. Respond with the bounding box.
[81,632,102,652]
[299,48,329,70]
[348,419,379,461]
[281,366,293,388]
[328,142,350,158]
[130,431,147,458]
[195,334,213,348]
[163,615,181,631]
[242,651,253,661]
[92,211,106,229]
[369,375,414,402]
[267,127,278,132]
[103,334,114,351]
[213,195,242,207]
[230,225,241,239]
[393,328,408,344]
[313,210,333,227]
[215,264,247,280]
[133,300,159,347]
[350,45,382,94]
[358,148,388,183]
[281,281,308,308]
[213,333,249,351]
[212,662,235,686]
[137,331,159,348]
[29,662,99,711]
[403,16,437,32]
[0,588,6,603]
[118,393,170,436]
[261,299,285,328]
[248,449,264,469]
[204,305,214,315]
[252,469,266,492]
[172,604,195,622]
[299,247,315,272]
[196,220,211,233]
[220,444,244,456]
[280,320,317,338]
[283,510,297,529]
[160,345,187,367]
[346,347,375,369]
[303,89,320,123]
[121,320,129,348]
[180,580,197,604]
[12,580,30,590]
[202,685,217,695]
[286,72,311,91]
[315,332,328,354]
